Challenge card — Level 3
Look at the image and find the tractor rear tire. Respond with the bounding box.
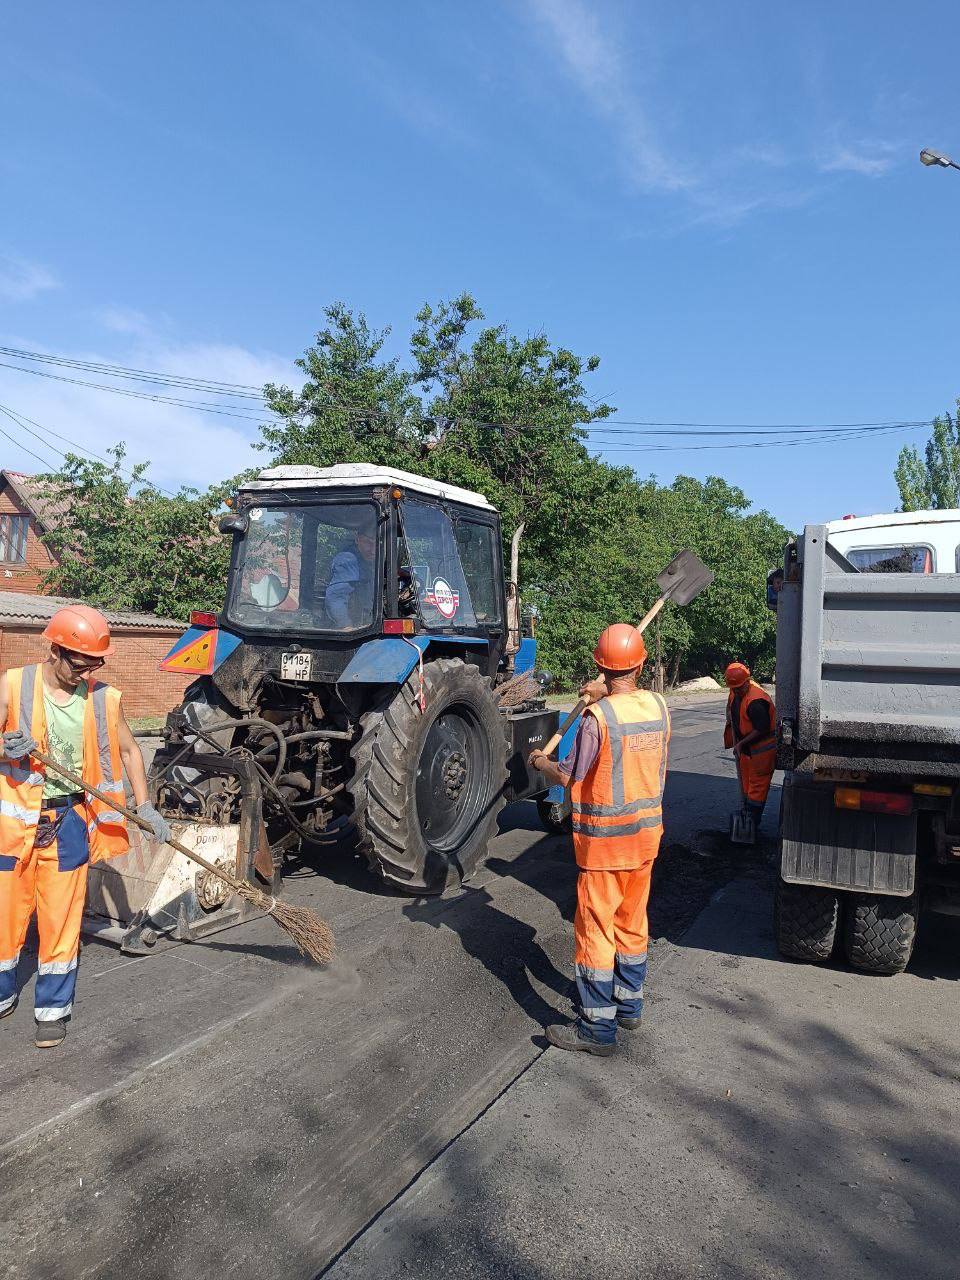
[348,659,508,894]
[843,893,918,975]
[774,877,839,962]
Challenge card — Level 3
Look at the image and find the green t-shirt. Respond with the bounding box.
[42,684,87,799]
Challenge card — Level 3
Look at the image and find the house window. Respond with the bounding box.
[0,514,29,563]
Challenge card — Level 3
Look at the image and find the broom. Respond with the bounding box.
[32,750,335,965]
[494,671,542,707]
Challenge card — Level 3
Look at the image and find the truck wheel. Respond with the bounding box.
[843,893,918,975]
[536,798,571,836]
[348,659,508,894]
[774,877,839,962]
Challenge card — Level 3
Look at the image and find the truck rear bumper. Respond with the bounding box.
[780,775,916,896]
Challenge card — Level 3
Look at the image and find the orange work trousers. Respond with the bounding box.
[573,859,655,1044]
[738,742,776,810]
[0,801,89,1021]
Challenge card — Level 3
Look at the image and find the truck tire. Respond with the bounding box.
[536,797,571,836]
[348,659,508,894]
[774,877,839,962]
[843,893,918,975]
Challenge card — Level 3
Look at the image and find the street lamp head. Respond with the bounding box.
[920,148,954,167]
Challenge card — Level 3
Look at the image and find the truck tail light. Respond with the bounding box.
[913,783,953,797]
[383,618,415,636]
[189,611,218,628]
[835,787,912,816]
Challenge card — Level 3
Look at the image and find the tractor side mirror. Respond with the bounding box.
[218,511,249,535]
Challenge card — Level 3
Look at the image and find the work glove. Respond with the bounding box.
[2,729,38,760]
[137,802,172,845]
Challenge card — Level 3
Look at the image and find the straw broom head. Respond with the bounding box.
[235,881,335,965]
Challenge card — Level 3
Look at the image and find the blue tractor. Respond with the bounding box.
[126,465,570,945]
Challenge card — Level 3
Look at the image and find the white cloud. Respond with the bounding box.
[527,0,694,194]
[0,330,296,492]
[0,254,60,303]
[818,142,897,177]
[94,306,157,338]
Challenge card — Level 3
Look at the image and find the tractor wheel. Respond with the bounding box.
[843,893,918,975]
[773,877,839,962]
[536,797,572,837]
[348,659,508,894]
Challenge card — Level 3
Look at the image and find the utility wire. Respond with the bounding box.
[0,345,938,438]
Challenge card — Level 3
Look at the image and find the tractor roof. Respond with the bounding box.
[242,463,496,512]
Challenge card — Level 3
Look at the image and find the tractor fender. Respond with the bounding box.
[337,635,488,686]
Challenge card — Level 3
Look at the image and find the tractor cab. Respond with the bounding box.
[221,464,508,670]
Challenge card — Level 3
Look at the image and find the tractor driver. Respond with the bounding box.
[324,529,377,629]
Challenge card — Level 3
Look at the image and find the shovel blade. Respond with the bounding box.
[656,549,714,606]
[729,809,756,846]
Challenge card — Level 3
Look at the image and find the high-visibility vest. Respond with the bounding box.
[0,665,130,865]
[570,690,670,871]
[724,681,776,760]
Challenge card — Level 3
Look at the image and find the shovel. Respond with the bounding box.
[540,548,714,757]
[729,748,757,847]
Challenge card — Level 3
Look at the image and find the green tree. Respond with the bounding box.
[895,403,960,511]
[36,447,233,620]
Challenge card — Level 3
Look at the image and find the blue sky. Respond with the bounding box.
[2,0,959,529]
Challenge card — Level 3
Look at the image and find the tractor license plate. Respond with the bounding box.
[280,651,313,682]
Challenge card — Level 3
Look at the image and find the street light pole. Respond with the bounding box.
[920,148,960,171]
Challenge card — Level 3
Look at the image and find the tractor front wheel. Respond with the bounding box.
[348,659,508,894]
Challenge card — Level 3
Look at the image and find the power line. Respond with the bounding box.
[0,345,266,397]
[0,402,180,497]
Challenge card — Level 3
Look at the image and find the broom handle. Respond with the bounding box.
[31,749,246,891]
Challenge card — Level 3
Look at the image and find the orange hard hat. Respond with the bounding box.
[593,623,647,673]
[724,662,751,688]
[43,604,114,657]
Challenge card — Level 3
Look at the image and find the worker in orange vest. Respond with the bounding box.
[0,605,171,1048]
[529,623,670,1057]
[724,662,776,827]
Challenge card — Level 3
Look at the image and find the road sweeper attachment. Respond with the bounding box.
[83,749,277,953]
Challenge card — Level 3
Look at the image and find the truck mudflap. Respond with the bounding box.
[780,775,916,897]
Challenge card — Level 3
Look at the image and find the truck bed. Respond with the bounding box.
[776,524,960,764]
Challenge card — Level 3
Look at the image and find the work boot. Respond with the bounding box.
[0,999,17,1021]
[35,1019,67,1049]
[617,1013,642,1031]
[546,1022,615,1057]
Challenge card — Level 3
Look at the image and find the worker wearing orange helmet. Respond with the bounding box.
[723,662,777,826]
[529,623,670,1057]
[0,605,170,1048]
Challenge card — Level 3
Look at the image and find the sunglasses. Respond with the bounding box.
[57,647,106,673]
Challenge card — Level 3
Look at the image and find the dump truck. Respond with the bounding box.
[773,509,960,974]
[84,464,565,951]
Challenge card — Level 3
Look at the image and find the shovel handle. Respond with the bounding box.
[636,595,667,633]
[30,749,245,889]
[541,697,589,759]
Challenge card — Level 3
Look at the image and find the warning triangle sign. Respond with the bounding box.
[160,629,218,675]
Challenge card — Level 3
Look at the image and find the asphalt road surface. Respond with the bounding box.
[3,696,958,1280]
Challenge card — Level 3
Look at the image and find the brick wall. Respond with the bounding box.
[0,485,57,594]
[0,624,192,718]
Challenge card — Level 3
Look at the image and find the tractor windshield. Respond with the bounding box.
[227,502,379,633]
[400,500,479,630]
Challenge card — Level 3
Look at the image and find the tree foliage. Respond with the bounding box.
[261,296,787,686]
[36,447,233,620]
[895,404,960,511]
[35,296,787,682]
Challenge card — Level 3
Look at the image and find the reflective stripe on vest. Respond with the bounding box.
[570,690,669,867]
[0,666,129,863]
